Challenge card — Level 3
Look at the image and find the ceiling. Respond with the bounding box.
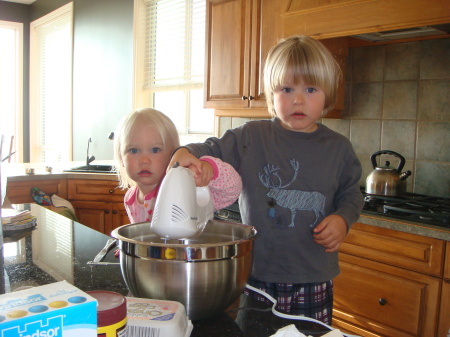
[1,0,37,4]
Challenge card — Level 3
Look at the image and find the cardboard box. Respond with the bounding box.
[0,281,97,337]
[126,297,193,337]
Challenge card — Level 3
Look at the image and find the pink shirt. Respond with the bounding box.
[124,156,242,224]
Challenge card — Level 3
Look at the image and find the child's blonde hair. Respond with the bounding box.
[264,35,342,117]
[114,108,180,189]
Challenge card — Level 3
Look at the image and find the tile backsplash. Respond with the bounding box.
[217,38,450,198]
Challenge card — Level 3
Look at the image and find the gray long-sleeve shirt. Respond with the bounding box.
[186,118,364,283]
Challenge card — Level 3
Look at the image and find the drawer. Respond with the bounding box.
[6,179,67,204]
[340,222,445,277]
[334,253,440,337]
[67,179,125,202]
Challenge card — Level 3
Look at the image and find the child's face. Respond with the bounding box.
[122,123,172,195]
[273,77,326,133]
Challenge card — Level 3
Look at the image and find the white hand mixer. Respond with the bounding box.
[151,162,213,240]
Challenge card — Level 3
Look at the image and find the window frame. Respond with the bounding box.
[29,2,73,163]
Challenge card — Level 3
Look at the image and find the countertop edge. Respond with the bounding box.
[7,172,119,182]
[358,213,449,241]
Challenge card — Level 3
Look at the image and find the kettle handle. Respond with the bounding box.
[370,150,405,172]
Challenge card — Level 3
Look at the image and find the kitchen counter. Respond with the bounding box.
[4,161,118,182]
[5,163,449,241]
[0,204,332,337]
[358,213,450,241]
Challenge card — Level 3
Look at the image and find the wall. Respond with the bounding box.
[218,38,450,198]
[0,0,133,162]
[72,0,133,161]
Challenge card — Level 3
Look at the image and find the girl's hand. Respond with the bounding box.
[312,215,348,253]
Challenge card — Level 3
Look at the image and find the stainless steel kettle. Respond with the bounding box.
[366,150,412,196]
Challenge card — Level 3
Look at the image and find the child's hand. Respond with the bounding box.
[192,161,214,187]
[312,215,348,253]
[169,148,213,186]
[169,147,202,175]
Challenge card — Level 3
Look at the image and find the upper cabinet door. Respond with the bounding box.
[205,0,251,108]
[204,0,285,109]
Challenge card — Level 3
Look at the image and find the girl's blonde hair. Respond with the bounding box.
[113,108,180,189]
[263,35,342,117]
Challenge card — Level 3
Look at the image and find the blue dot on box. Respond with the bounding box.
[28,305,48,313]
[68,296,87,304]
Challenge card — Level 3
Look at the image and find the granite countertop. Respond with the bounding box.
[0,204,332,337]
[357,213,450,241]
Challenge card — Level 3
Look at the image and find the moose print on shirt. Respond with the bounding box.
[258,159,326,228]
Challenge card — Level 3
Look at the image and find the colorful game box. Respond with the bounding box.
[0,281,97,337]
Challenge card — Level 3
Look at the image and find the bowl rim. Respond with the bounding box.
[110,220,259,248]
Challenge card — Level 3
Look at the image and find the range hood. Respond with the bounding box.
[352,24,450,42]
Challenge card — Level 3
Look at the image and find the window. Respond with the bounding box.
[134,0,214,144]
[29,3,73,163]
[0,20,23,163]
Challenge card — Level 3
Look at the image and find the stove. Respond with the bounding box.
[215,192,450,229]
[362,190,450,228]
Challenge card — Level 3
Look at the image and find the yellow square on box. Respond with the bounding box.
[0,281,97,337]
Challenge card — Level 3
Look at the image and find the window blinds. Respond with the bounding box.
[144,0,206,89]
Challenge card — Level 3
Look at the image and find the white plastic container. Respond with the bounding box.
[126,297,193,337]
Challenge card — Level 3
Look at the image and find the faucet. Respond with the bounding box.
[86,137,96,169]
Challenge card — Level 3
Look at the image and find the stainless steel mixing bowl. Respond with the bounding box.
[111,219,258,320]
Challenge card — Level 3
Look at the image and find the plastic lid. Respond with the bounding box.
[87,291,127,327]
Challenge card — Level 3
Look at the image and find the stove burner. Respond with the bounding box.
[362,191,450,228]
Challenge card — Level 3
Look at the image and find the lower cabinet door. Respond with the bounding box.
[438,280,450,337]
[333,253,440,337]
[71,200,111,234]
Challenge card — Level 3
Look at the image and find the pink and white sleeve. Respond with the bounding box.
[199,156,242,211]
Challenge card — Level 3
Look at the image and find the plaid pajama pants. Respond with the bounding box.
[243,276,334,324]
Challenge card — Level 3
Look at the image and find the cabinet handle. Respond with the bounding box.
[378,298,387,306]
[241,95,254,101]
[109,189,114,194]
[241,96,248,100]
[113,210,117,214]
[105,210,110,214]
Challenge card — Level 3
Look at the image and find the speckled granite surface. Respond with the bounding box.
[358,213,450,241]
[0,204,332,336]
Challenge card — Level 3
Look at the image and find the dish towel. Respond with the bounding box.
[30,187,78,221]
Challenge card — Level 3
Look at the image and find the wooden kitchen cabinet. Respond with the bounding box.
[333,222,445,337]
[317,37,348,118]
[67,179,129,234]
[6,178,67,204]
[205,0,348,117]
[438,241,450,337]
[283,0,450,39]
[204,0,285,110]
[69,200,127,235]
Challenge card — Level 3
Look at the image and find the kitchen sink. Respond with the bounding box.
[63,165,115,174]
